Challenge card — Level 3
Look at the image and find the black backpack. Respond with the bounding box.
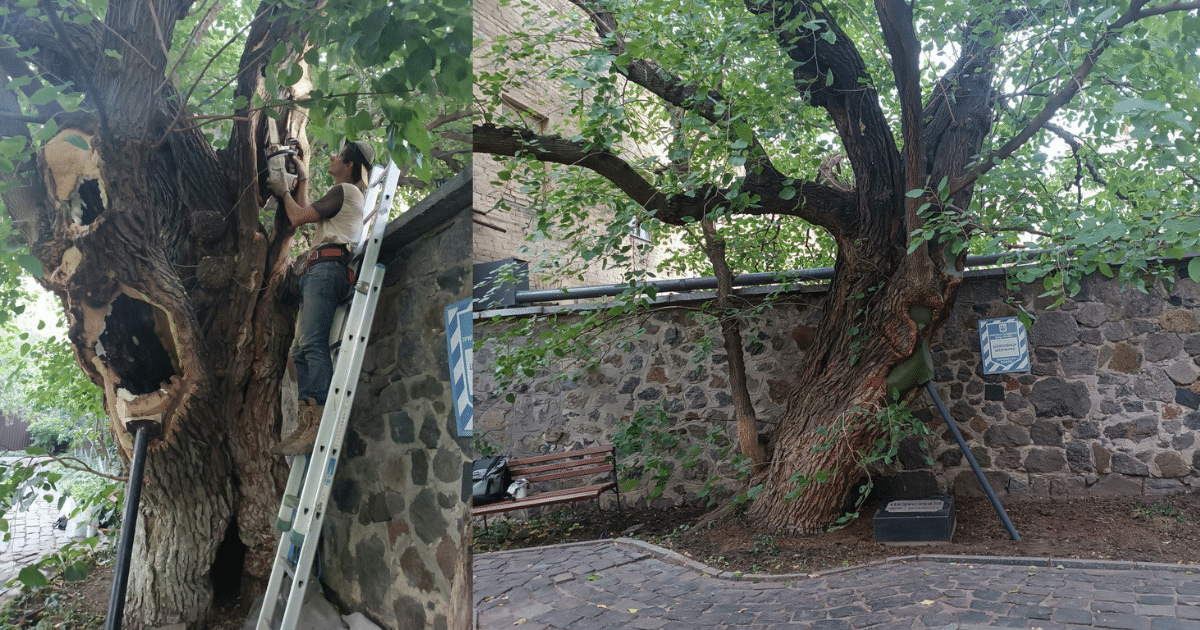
[472,456,512,506]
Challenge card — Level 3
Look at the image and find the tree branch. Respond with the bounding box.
[567,0,785,181]
[749,0,903,228]
[948,0,1194,196]
[0,449,129,482]
[874,0,925,242]
[474,122,854,231]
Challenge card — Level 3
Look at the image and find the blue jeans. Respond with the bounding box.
[294,260,350,405]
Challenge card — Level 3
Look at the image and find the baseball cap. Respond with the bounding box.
[347,140,375,185]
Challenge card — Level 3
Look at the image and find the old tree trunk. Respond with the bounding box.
[472,0,1186,533]
[1,0,324,625]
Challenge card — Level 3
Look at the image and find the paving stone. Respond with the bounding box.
[474,541,1200,630]
[1094,612,1153,630]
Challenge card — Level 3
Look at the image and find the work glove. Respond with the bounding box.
[290,156,308,186]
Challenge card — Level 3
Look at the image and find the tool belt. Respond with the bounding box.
[305,245,355,285]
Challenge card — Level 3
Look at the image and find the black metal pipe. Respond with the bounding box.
[106,421,157,630]
[510,250,1056,306]
[924,381,1021,541]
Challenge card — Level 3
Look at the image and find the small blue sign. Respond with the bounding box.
[445,298,473,436]
[978,317,1030,375]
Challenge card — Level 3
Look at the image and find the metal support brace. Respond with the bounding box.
[105,418,161,630]
[924,381,1021,542]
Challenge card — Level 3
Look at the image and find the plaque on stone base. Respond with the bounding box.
[873,495,956,545]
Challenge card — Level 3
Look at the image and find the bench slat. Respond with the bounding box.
[510,456,611,477]
[507,445,613,467]
[473,481,617,516]
[524,464,615,485]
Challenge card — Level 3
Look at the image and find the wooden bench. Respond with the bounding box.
[473,445,623,534]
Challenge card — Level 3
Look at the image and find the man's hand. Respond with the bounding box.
[290,156,309,185]
[268,172,289,197]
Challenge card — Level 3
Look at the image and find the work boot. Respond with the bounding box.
[272,400,323,456]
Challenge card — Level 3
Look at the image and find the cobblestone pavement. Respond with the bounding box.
[474,539,1200,630]
[0,497,75,587]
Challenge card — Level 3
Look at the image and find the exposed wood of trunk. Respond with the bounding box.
[700,221,766,470]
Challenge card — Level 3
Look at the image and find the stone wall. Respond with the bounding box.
[475,263,1200,508]
[321,170,473,629]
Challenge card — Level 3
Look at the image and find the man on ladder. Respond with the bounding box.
[268,139,375,455]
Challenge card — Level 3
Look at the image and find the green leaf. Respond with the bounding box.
[64,135,89,151]
[1113,98,1168,113]
[17,566,46,588]
[1188,258,1200,283]
[24,446,47,456]
[29,85,60,107]
[778,187,796,201]
[905,188,924,198]
[63,560,89,582]
[18,254,42,278]
[105,49,123,59]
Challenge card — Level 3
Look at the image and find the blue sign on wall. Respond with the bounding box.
[978,317,1030,375]
[445,298,473,436]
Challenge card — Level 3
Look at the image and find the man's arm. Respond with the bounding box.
[278,184,319,227]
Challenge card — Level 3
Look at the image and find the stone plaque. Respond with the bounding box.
[885,499,945,513]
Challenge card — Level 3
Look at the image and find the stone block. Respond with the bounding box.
[1145,332,1185,363]
[1104,416,1159,441]
[1093,443,1112,472]
[1050,476,1087,497]
[1024,449,1067,473]
[1074,302,1109,327]
[1162,308,1199,333]
[1168,360,1199,385]
[1090,473,1142,496]
[952,470,1011,498]
[1030,421,1064,446]
[1103,321,1132,342]
[1029,377,1092,418]
[1134,368,1175,403]
[1145,478,1186,495]
[1177,388,1200,409]
[1029,312,1079,347]
[1060,345,1097,376]
[1073,421,1101,439]
[1066,441,1093,473]
[1111,453,1150,476]
[1108,342,1141,373]
[984,425,1031,448]
[1126,290,1165,318]
[1154,451,1190,478]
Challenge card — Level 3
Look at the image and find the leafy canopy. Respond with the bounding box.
[478,0,1200,300]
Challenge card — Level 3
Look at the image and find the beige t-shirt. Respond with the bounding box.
[310,183,365,250]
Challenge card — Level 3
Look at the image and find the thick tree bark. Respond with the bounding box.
[0,0,321,624]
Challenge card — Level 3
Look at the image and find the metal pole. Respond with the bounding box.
[106,420,157,630]
[923,381,1021,542]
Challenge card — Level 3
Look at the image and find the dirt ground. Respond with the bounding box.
[474,494,1200,575]
[5,494,1198,628]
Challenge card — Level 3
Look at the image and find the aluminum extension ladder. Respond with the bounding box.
[256,159,401,630]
